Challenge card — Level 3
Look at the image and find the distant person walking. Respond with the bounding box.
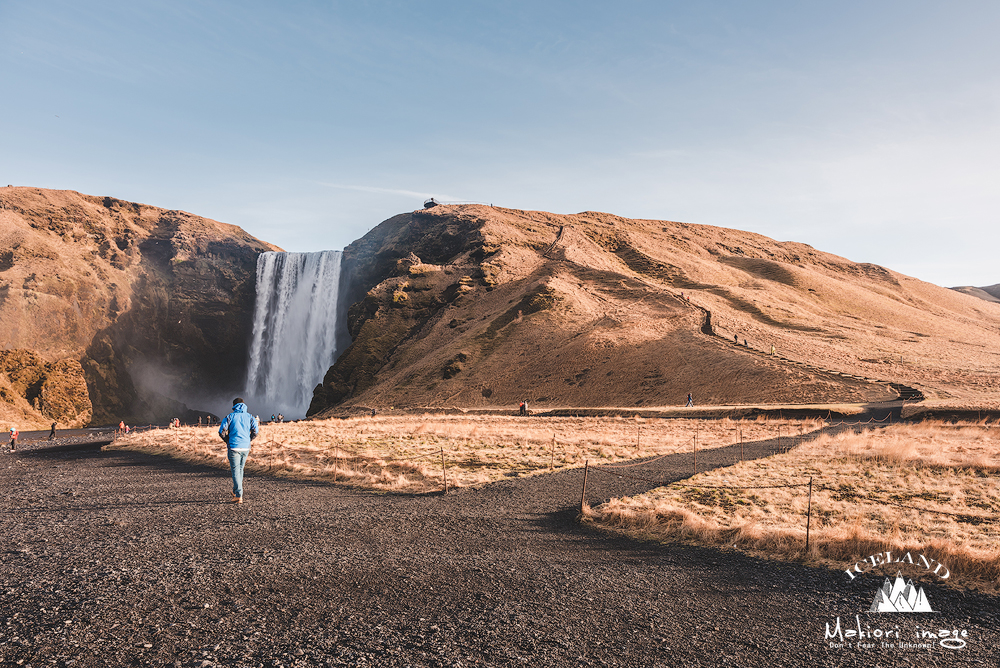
[770,344,776,356]
[219,398,259,504]
[734,334,739,344]
[519,401,525,416]
[8,426,18,451]
[48,422,56,440]
[685,393,694,407]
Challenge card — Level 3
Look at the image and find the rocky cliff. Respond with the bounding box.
[0,187,279,426]
[309,204,1000,415]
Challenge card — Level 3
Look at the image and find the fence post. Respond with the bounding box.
[334,445,339,482]
[440,447,449,494]
[636,425,640,453]
[551,433,556,470]
[805,476,813,554]
[580,460,590,512]
[740,429,744,462]
[693,436,697,474]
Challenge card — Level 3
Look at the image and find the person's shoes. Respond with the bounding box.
[235,497,243,504]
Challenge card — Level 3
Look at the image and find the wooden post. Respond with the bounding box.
[579,460,590,512]
[636,425,640,453]
[440,447,448,494]
[334,445,339,482]
[550,434,555,470]
[805,476,813,554]
[693,436,697,474]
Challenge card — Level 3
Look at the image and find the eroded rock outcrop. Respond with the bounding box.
[0,349,91,428]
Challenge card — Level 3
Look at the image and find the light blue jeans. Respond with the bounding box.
[228,449,249,498]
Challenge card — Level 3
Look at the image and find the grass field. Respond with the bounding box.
[108,414,820,493]
[583,420,1000,590]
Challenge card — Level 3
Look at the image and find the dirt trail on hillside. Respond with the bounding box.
[2,430,997,667]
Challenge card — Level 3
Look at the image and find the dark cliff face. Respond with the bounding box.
[82,217,269,424]
[0,187,279,425]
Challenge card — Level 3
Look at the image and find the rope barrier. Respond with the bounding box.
[587,465,811,490]
[592,453,672,469]
[667,481,810,490]
[121,422,998,526]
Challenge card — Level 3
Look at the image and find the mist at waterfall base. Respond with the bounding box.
[245,250,344,420]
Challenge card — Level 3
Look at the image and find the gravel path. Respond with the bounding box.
[2,429,997,667]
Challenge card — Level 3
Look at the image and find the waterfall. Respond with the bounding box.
[245,250,343,419]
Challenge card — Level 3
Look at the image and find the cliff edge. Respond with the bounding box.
[0,187,279,426]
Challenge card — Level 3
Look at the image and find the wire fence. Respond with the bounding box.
[109,418,999,543]
[581,457,1000,551]
[109,418,879,494]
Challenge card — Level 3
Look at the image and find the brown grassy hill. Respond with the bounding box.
[311,205,1000,416]
[952,284,1000,304]
[0,187,279,426]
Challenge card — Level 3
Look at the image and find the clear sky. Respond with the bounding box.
[2,1,998,287]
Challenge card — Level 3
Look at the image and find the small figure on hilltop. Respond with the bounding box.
[49,422,56,441]
[770,344,776,356]
[519,400,529,417]
[118,420,125,434]
[685,393,694,408]
[277,413,284,423]
[8,426,18,451]
[734,333,739,344]
[219,397,259,505]
[743,338,748,347]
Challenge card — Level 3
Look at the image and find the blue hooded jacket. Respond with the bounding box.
[219,403,258,451]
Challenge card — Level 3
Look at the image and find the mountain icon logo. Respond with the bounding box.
[869,571,934,612]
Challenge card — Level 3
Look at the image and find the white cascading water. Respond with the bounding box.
[245,251,343,419]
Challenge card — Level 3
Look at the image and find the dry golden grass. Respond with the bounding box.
[106,414,820,493]
[584,420,1000,589]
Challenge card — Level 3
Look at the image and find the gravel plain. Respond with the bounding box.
[2,430,998,667]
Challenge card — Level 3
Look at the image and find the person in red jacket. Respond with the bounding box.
[8,426,18,451]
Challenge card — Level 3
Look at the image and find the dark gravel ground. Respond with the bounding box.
[1,427,998,667]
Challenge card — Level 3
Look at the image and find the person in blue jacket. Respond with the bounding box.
[219,397,259,504]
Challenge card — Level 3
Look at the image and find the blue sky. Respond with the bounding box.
[2,1,998,287]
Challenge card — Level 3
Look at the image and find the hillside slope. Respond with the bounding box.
[0,187,279,425]
[952,284,1000,304]
[311,205,1000,415]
